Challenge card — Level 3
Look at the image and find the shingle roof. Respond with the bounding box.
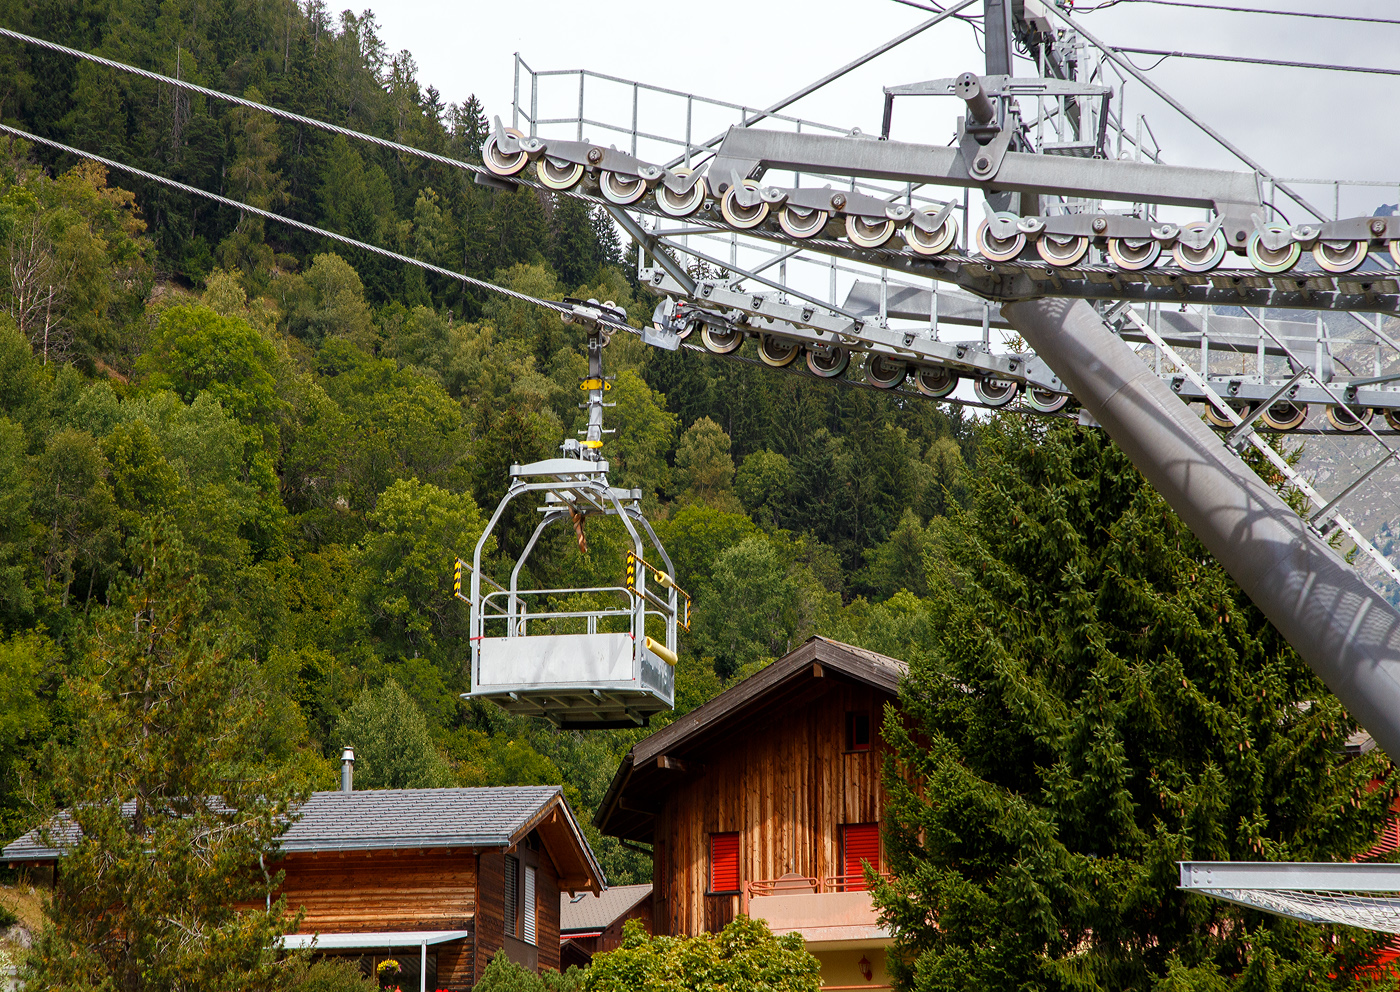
[6,786,578,860]
[560,883,653,934]
[279,786,566,853]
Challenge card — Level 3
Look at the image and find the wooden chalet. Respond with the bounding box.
[5,785,604,991]
[595,636,906,990]
[558,882,653,970]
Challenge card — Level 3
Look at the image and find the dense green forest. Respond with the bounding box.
[0,0,975,885]
[2,4,1397,990]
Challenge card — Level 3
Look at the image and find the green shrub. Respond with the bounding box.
[585,917,820,992]
[284,958,378,992]
[474,953,586,992]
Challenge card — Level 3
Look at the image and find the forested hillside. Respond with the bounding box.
[0,0,976,884]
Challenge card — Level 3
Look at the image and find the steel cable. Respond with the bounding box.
[0,124,634,334]
[0,26,488,178]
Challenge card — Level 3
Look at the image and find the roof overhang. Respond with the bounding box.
[595,637,906,843]
[280,929,472,949]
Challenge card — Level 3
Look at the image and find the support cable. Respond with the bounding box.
[0,26,483,177]
[1075,0,1400,26]
[0,122,1031,420]
[661,0,981,168]
[1039,3,1332,223]
[0,124,631,335]
[1117,47,1400,78]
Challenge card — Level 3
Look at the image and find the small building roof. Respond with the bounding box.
[595,636,907,843]
[560,883,653,936]
[5,786,606,893]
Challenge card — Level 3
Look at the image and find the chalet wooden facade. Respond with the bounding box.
[596,637,906,990]
[5,785,604,991]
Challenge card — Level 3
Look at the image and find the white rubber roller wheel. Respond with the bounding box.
[1172,225,1228,272]
[973,377,1018,407]
[1106,238,1160,271]
[536,157,584,190]
[1312,240,1368,274]
[600,170,648,205]
[805,347,850,378]
[1259,401,1306,431]
[1326,404,1374,432]
[758,335,801,368]
[903,212,958,256]
[1203,402,1249,428]
[1025,388,1069,414]
[657,170,706,217]
[700,324,744,355]
[864,354,907,388]
[845,215,896,249]
[483,128,530,177]
[1246,226,1301,274]
[778,205,829,239]
[976,219,1026,262]
[1035,234,1089,268]
[913,366,958,398]
[719,180,769,229]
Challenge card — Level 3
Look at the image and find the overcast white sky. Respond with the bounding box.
[370,0,1400,221]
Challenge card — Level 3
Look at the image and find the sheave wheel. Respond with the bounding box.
[973,377,1018,407]
[537,157,584,190]
[903,211,958,256]
[700,324,744,355]
[1107,237,1160,271]
[1172,225,1228,272]
[1260,401,1307,431]
[913,366,958,398]
[600,170,648,205]
[976,219,1026,262]
[1313,240,1368,274]
[483,128,530,177]
[778,205,829,239]
[657,170,706,217]
[864,354,907,388]
[1327,404,1374,432]
[758,335,801,367]
[1247,225,1300,274]
[1204,402,1249,428]
[1035,234,1090,268]
[845,215,896,249]
[1025,388,1069,413]
[805,347,850,378]
[719,180,769,229]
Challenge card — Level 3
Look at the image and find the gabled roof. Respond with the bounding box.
[560,883,653,935]
[5,786,606,893]
[595,636,906,842]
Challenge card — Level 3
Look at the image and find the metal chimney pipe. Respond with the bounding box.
[1003,296,1400,761]
[341,746,355,793]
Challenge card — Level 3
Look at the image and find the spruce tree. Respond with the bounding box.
[25,522,307,991]
[877,417,1397,992]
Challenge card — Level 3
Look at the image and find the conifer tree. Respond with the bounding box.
[877,417,1397,992]
[25,522,307,991]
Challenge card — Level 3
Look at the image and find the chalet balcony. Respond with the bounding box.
[742,874,893,946]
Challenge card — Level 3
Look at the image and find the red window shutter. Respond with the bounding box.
[843,824,880,891]
[710,832,740,892]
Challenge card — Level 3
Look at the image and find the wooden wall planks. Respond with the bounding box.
[277,850,477,934]
[654,680,894,935]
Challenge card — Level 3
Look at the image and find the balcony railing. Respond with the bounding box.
[740,872,893,928]
[744,872,892,900]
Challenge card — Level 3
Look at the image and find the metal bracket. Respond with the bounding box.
[960,114,1016,181]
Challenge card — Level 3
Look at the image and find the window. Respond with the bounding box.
[709,832,740,893]
[847,711,871,751]
[504,854,519,937]
[842,823,880,891]
[522,865,537,945]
